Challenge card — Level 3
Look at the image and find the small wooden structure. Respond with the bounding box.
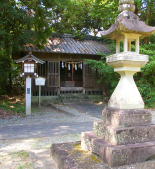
[15,52,45,77]
[13,34,110,96]
[14,52,45,115]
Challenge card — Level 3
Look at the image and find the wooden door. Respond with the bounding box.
[48,61,60,87]
[83,64,94,88]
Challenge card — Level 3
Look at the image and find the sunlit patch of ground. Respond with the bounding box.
[0,151,33,169]
[0,134,81,168]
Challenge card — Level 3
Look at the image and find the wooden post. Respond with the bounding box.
[26,76,31,115]
[39,85,41,108]
[72,61,73,82]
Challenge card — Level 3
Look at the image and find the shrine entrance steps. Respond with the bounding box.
[60,93,90,104]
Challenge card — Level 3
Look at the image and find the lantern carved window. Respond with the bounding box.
[24,63,35,73]
[14,52,45,77]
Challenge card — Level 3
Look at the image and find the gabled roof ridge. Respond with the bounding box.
[51,33,105,41]
[15,54,45,64]
[22,34,110,55]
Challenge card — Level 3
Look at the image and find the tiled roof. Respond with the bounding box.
[23,34,110,55]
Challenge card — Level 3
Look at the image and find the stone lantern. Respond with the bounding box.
[15,52,45,115]
[81,0,155,167]
[100,0,155,109]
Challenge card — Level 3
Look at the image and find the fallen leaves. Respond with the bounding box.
[0,108,25,119]
[34,159,39,162]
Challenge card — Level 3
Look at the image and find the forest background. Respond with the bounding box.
[0,0,155,107]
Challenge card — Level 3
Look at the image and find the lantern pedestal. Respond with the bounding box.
[25,76,31,115]
[106,52,148,109]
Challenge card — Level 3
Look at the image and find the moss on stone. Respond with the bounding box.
[71,143,89,155]
[90,155,101,163]
[70,143,101,163]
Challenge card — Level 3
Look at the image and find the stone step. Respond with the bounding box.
[81,131,155,167]
[50,141,108,169]
[62,98,91,104]
[60,93,89,99]
[93,121,155,145]
[60,93,90,104]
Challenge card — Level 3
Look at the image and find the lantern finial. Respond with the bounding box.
[118,0,135,12]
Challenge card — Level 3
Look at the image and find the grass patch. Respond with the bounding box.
[11,151,29,159]
[18,163,33,169]
[0,100,38,119]
[0,151,33,169]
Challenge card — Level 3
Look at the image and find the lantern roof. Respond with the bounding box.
[100,0,155,40]
[15,52,45,64]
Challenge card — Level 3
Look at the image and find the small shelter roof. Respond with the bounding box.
[23,34,110,55]
[15,53,45,64]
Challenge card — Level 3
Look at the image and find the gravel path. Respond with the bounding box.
[0,104,100,127]
[0,103,101,147]
[0,103,101,169]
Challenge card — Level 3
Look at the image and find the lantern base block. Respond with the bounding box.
[81,107,155,167]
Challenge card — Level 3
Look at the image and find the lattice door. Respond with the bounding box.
[48,61,60,87]
[83,64,94,87]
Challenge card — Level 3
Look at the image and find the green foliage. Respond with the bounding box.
[50,0,119,37]
[0,100,38,117]
[134,43,155,108]
[0,48,24,96]
[0,0,52,96]
[85,40,120,97]
[0,101,25,116]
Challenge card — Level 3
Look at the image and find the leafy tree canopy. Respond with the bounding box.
[0,0,155,104]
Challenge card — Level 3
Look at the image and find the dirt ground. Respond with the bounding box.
[0,151,33,169]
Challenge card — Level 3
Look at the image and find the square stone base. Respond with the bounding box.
[81,132,155,167]
[102,107,152,127]
[93,121,155,145]
[80,107,155,167]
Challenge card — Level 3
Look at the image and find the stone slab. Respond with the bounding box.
[106,53,148,67]
[94,121,155,145]
[50,140,155,169]
[50,141,110,169]
[81,132,155,167]
[102,107,152,127]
